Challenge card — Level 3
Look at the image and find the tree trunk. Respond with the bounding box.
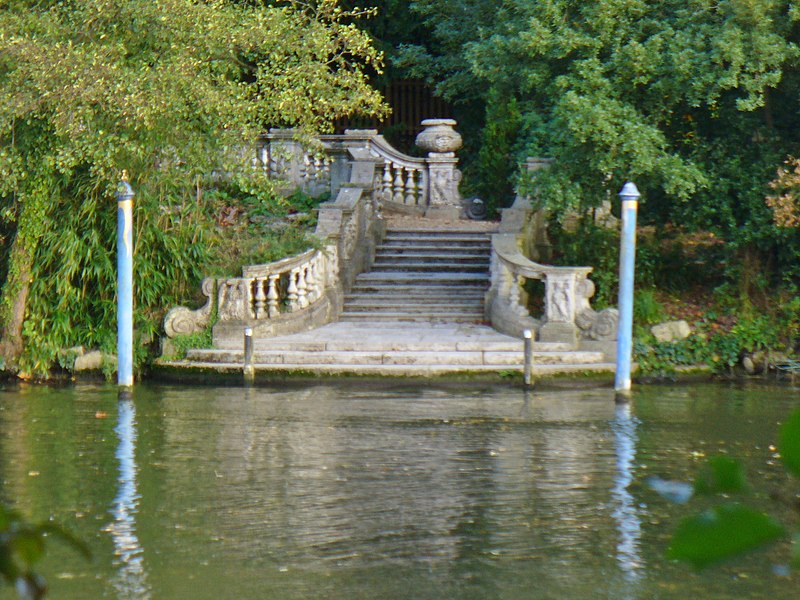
[0,182,50,370]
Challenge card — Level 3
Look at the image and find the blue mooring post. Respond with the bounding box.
[116,172,135,388]
[615,182,640,402]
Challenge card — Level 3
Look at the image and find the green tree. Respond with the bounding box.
[0,0,385,373]
[398,0,800,252]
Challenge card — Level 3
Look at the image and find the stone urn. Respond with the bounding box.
[415,119,462,155]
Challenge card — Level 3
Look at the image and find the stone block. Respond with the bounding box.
[651,320,691,343]
[424,205,462,220]
[538,322,578,345]
[74,351,116,372]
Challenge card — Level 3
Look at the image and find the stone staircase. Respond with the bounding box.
[339,229,491,323]
[162,223,616,378]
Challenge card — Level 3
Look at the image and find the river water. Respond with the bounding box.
[1,381,799,599]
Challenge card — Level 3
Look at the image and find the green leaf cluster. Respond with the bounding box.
[398,0,800,260]
[662,408,800,569]
[0,0,387,375]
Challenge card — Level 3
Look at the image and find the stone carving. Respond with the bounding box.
[574,278,619,341]
[548,278,573,322]
[164,278,215,338]
[218,278,252,321]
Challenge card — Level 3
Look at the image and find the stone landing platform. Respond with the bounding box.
[156,320,616,379]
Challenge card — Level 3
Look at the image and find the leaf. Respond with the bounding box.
[694,456,749,495]
[779,409,800,478]
[667,503,784,569]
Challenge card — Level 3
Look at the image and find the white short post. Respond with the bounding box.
[243,326,254,385]
[523,329,534,388]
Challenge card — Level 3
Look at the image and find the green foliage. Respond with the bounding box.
[395,0,800,294]
[633,288,666,326]
[667,503,784,569]
[467,87,522,216]
[634,334,710,376]
[0,0,386,375]
[164,329,214,361]
[661,408,800,569]
[549,222,620,306]
[1,504,90,599]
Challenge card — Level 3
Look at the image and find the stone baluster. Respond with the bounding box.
[259,144,269,175]
[287,268,299,311]
[315,156,327,183]
[253,278,267,319]
[393,163,405,203]
[405,168,417,205]
[301,153,311,183]
[383,160,393,198]
[305,259,318,303]
[267,274,280,318]
[296,266,309,309]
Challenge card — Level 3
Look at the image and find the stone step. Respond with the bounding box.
[375,252,490,269]
[166,361,616,377]
[369,262,489,273]
[348,284,487,295]
[338,311,485,323]
[383,235,491,246]
[376,247,490,256]
[245,339,573,352]
[187,348,605,366]
[341,307,484,317]
[343,297,483,307]
[385,229,491,237]
[356,272,490,284]
[248,339,533,352]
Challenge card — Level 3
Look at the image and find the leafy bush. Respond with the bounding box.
[634,288,666,326]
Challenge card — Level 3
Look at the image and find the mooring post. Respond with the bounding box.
[115,172,135,388]
[243,326,254,384]
[523,329,534,388]
[615,182,640,402]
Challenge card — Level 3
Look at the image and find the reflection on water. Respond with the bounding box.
[1,382,799,599]
[108,398,150,599]
[611,402,643,585]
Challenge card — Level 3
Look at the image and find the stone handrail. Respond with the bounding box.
[367,135,429,210]
[487,233,618,344]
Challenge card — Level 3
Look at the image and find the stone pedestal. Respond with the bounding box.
[415,119,464,219]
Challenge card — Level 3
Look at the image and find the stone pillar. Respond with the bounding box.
[267,128,305,190]
[501,157,554,261]
[415,119,463,220]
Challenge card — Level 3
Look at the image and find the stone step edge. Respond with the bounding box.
[344,302,483,312]
[211,341,576,353]
[186,349,605,366]
[158,360,616,376]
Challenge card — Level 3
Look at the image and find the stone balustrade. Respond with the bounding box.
[255,120,463,219]
[216,248,329,321]
[487,234,618,346]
